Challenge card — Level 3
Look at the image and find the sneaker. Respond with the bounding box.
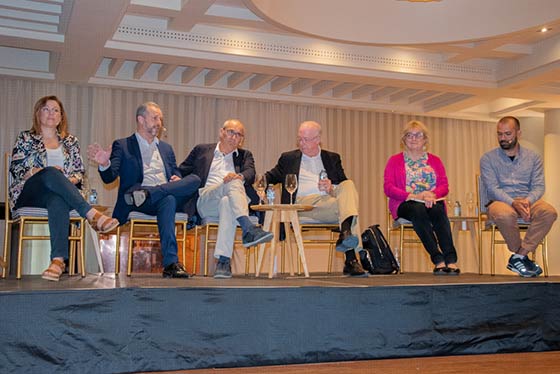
[507,255,538,278]
[242,226,273,247]
[214,261,232,279]
[336,229,359,252]
[359,250,375,275]
[522,257,543,276]
[343,259,367,277]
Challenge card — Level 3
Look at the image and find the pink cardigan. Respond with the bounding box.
[384,152,449,219]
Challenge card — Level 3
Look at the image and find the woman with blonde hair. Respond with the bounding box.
[9,95,119,281]
[384,120,459,275]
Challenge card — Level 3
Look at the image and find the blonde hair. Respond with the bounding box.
[401,120,429,148]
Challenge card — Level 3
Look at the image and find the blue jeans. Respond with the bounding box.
[133,175,200,267]
[15,167,91,260]
[397,200,458,265]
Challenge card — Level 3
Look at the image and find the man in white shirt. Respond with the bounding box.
[88,102,201,278]
[265,121,369,276]
[179,119,273,279]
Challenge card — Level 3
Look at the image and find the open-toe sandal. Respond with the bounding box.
[42,258,65,281]
[89,211,119,234]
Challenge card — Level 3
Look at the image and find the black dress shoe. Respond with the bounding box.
[343,259,367,277]
[162,262,190,278]
[433,266,448,275]
[336,229,359,252]
[446,267,461,275]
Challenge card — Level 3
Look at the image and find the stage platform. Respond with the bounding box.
[1,273,559,373]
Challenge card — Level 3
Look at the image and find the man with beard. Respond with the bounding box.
[88,102,201,278]
[480,116,557,277]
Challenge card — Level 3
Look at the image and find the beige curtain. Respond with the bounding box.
[0,76,537,274]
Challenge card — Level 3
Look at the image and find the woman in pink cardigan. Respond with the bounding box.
[384,120,459,275]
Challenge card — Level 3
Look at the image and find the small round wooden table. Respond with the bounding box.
[251,204,313,278]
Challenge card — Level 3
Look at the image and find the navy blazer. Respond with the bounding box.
[178,143,258,218]
[266,149,348,204]
[99,134,180,224]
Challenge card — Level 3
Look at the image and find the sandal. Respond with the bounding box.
[88,210,120,234]
[42,258,65,281]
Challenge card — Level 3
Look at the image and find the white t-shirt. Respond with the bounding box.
[297,151,326,197]
[46,146,64,169]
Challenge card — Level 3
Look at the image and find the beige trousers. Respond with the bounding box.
[296,179,362,250]
[487,199,557,253]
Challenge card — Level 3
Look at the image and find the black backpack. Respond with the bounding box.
[361,224,400,274]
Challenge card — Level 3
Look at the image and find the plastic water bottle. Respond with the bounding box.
[266,184,275,205]
[89,189,98,205]
[454,201,461,216]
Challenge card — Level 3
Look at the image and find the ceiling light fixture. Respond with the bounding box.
[539,27,551,33]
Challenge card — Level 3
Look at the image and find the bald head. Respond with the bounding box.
[297,121,322,157]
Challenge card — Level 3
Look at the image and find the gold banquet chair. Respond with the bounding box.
[2,152,86,279]
[114,211,189,276]
[194,215,259,276]
[476,175,549,277]
[385,197,422,274]
[282,220,339,274]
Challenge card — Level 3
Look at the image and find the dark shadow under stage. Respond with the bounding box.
[1,273,560,373]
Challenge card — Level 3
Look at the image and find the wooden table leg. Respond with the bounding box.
[268,212,279,279]
[256,210,273,277]
[284,222,295,276]
[289,210,309,277]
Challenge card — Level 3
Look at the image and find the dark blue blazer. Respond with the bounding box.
[265,149,348,204]
[178,143,258,218]
[99,134,180,224]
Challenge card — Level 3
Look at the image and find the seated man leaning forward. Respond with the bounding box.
[178,119,273,279]
[480,115,557,277]
[87,101,201,279]
[265,120,369,277]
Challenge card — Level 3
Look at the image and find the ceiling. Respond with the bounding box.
[1,0,560,121]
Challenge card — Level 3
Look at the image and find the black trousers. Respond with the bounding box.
[15,167,91,260]
[397,200,458,265]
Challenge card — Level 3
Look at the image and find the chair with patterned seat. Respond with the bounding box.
[2,152,85,279]
[114,211,189,276]
[476,175,549,276]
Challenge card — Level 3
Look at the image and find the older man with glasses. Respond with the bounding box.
[265,120,368,277]
[179,119,273,279]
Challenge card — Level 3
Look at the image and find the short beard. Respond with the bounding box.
[499,138,517,150]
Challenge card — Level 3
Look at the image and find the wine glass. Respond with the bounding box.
[446,192,454,215]
[285,174,298,204]
[254,174,267,205]
[466,192,474,216]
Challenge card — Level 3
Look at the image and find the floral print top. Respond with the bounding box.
[404,152,436,194]
[9,130,85,210]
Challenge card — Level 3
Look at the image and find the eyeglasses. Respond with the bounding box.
[41,107,61,114]
[404,132,424,140]
[224,128,244,138]
[297,135,319,143]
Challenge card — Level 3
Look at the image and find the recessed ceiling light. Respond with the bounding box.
[539,27,551,33]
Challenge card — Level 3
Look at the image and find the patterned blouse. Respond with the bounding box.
[9,130,85,210]
[404,152,437,194]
